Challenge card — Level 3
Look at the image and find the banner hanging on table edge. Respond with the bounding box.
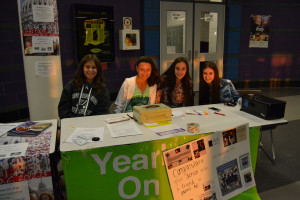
[61,126,261,200]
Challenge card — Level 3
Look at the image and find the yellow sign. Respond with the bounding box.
[84,19,106,46]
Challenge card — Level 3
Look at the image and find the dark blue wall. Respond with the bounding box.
[225,0,300,87]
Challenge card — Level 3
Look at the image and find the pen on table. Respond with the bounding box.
[193,110,202,115]
[214,112,225,116]
[127,114,134,119]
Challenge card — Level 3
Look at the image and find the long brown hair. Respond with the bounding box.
[199,61,221,105]
[135,56,160,86]
[160,57,193,105]
[74,54,105,94]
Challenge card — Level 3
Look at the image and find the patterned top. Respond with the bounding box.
[156,82,185,107]
[125,85,150,112]
[220,79,240,103]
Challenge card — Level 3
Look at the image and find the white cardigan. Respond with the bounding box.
[114,76,157,113]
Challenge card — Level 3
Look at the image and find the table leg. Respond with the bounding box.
[259,129,276,164]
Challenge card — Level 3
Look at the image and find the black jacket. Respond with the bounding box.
[58,81,110,119]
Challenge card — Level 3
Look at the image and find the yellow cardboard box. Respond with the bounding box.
[133,103,172,124]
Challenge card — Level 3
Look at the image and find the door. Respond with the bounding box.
[160,2,225,92]
[160,2,193,75]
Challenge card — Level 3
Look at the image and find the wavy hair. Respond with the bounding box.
[74,54,105,94]
[135,56,161,86]
[199,61,221,105]
[160,57,193,105]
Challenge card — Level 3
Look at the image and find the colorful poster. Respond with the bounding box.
[61,126,261,200]
[0,131,52,184]
[0,131,54,199]
[249,14,271,48]
[163,124,255,200]
[20,0,60,56]
[74,4,114,62]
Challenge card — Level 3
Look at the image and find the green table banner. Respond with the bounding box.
[61,127,261,200]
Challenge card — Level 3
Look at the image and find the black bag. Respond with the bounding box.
[240,94,286,120]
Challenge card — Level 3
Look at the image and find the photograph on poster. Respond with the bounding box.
[164,144,193,169]
[243,171,254,187]
[203,192,217,200]
[28,176,54,200]
[192,139,207,158]
[222,128,237,147]
[216,159,242,196]
[239,153,250,170]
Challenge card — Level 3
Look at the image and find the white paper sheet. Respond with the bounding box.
[66,127,104,145]
[144,121,185,136]
[0,181,30,200]
[0,143,29,159]
[0,124,16,137]
[107,120,142,138]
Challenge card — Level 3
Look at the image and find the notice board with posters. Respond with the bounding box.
[74,4,115,62]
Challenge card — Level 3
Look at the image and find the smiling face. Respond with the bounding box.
[136,62,152,81]
[203,67,215,84]
[83,60,97,83]
[174,62,187,81]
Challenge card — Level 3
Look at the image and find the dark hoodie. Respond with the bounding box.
[58,81,110,119]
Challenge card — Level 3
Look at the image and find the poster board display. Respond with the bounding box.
[20,0,60,56]
[74,4,115,62]
[249,14,271,48]
[61,126,261,199]
[0,131,54,199]
[162,124,255,200]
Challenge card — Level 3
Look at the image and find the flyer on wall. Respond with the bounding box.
[162,123,256,200]
[249,14,271,48]
[20,0,60,56]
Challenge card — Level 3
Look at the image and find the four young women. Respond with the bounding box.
[58,55,239,117]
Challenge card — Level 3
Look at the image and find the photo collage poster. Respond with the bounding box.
[249,14,271,48]
[163,123,255,200]
[0,131,54,199]
[20,0,60,56]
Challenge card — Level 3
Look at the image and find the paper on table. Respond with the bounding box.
[107,120,142,138]
[105,115,130,124]
[66,127,104,145]
[172,111,185,117]
[0,124,17,137]
[0,143,29,159]
[144,121,185,136]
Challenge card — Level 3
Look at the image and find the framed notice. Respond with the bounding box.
[74,4,115,62]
